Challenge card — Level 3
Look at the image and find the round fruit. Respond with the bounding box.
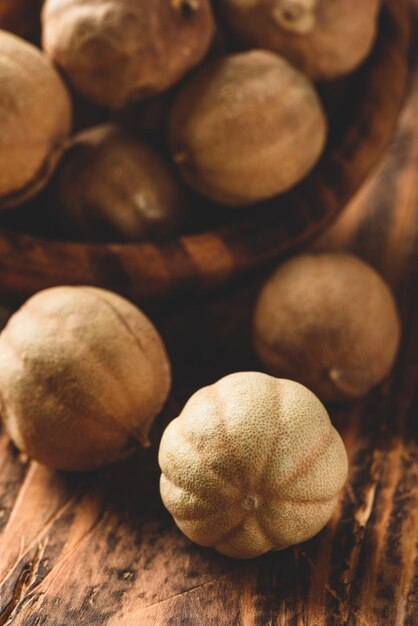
[169,50,327,206]
[42,0,215,109]
[54,124,186,242]
[217,0,380,81]
[159,372,348,559]
[0,30,72,210]
[253,253,401,403]
[0,286,171,471]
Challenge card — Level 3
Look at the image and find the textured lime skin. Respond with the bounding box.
[42,0,215,109]
[159,372,348,559]
[54,124,186,242]
[0,30,72,209]
[254,253,401,402]
[0,286,171,471]
[217,0,380,81]
[169,50,327,206]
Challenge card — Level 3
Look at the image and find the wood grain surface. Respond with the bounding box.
[1,7,418,626]
[0,0,411,307]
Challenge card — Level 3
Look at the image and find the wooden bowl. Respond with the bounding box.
[0,0,41,39]
[0,0,411,306]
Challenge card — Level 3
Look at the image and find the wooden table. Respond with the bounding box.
[1,17,418,626]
